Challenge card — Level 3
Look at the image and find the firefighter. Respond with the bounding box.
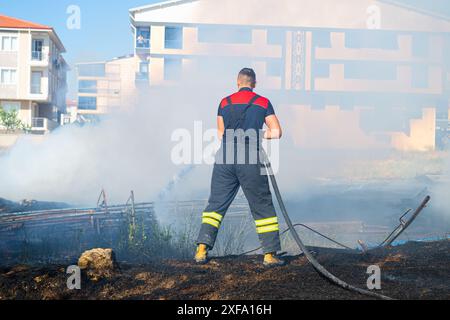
[195,68,285,267]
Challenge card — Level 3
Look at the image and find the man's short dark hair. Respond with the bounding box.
[238,68,257,85]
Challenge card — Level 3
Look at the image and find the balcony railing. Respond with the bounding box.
[30,85,42,94]
[136,39,150,49]
[135,72,149,81]
[31,118,59,132]
[79,87,97,94]
[78,88,120,96]
[31,117,45,128]
[32,51,43,61]
[164,40,183,49]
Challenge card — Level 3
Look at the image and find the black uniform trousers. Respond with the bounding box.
[197,145,281,254]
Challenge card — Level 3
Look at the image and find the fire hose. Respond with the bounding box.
[240,223,354,256]
[260,150,394,300]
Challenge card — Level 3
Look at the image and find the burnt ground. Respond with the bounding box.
[0,240,449,300]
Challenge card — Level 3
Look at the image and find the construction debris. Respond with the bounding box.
[0,191,158,265]
[0,198,69,214]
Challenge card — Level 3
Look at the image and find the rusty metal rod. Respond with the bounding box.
[382,196,431,247]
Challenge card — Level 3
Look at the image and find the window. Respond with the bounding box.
[412,34,429,58]
[267,29,284,45]
[266,60,283,77]
[136,62,149,81]
[31,71,42,94]
[164,57,182,80]
[0,101,20,113]
[136,27,151,48]
[78,80,97,93]
[0,69,17,84]
[32,39,44,61]
[77,63,106,77]
[140,62,149,74]
[1,36,18,51]
[198,26,252,44]
[165,26,183,49]
[412,65,428,88]
[314,62,330,78]
[78,96,97,110]
[344,61,396,80]
[314,31,331,48]
[345,31,398,50]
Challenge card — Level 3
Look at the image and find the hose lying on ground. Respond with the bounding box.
[261,151,394,300]
[241,195,431,255]
[240,223,355,256]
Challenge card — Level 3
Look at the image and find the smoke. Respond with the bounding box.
[0,84,220,205]
[429,153,450,221]
[0,0,448,235]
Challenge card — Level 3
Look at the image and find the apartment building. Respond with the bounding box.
[0,14,68,134]
[76,55,141,117]
[128,0,450,151]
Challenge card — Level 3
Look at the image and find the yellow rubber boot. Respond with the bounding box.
[195,244,209,264]
[263,253,285,267]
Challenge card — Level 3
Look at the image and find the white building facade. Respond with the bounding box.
[128,0,450,151]
[76,55,141,117]
[0,15,68,134]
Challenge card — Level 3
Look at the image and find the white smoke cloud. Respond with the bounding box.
[0,85,219,205]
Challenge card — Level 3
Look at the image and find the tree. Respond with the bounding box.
[0,108,27,133]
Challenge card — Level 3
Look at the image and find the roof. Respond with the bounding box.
[0,14,66,52]
[130,0,450,22]
[129,0,197,14]
[129,0,450,32]
[76,54,135,67]
[0,14,52,29]
[378,0,450,22]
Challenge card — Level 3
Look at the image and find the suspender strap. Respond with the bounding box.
[234,94,260,130]
[227,94,260,130]
[247,95,261,109]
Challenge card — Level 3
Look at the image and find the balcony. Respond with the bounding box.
[164,40,183,49]
[135,26,151,51]
[31,117,59,133]
[32,51,43,61]
[136,38,150,49]
[30,84,42,95]
[135,72,149,82]
[30,51,48,65]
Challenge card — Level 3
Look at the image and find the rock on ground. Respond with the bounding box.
[78,248,117,281]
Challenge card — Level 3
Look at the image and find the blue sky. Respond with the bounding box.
[1,0,163,97]
[1,0,161,63]
[1,0,449,98]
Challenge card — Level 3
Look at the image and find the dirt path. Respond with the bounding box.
[0,240,449,300]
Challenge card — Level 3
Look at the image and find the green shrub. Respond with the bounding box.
[0,108,28,132]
